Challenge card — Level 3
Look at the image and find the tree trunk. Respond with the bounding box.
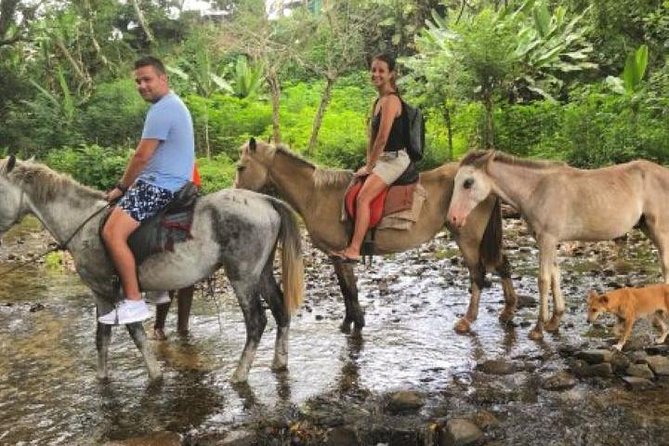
[204,102,211,159]
[84,0,109,67]
[131,0,154,43]
[443,106,453,160]
[267,70,281,144]
[307,77,335,155]
[483,90,495,149]
[55,38,91,89]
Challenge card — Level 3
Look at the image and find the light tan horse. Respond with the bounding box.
[447,150,669,340]
[235,139,519,335]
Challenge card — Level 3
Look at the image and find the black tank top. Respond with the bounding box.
[371,93,407,153]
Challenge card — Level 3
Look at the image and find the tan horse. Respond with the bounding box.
[447,150,669,340]
[235,139,519,335]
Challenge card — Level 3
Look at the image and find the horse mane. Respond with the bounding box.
[461,150,565,170]
[271,144,353,189]
[9,160,104,205]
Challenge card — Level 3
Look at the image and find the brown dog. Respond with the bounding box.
[587,285,669,351]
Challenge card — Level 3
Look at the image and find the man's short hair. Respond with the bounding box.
[134,56,166,75]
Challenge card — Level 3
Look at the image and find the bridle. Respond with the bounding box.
[0,186,110,278]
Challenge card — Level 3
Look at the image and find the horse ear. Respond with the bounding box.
[5,155,16,174]
[249,137,257,152]
[483,150,496,167]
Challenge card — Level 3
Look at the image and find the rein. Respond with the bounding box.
[0,201,110,278]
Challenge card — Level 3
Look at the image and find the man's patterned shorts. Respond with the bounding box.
[117,180,174,222]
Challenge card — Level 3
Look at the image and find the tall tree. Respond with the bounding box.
[216,0,295,143]
[288,1,367,154]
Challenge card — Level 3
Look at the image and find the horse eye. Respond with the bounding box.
[463,178,474,189]
[236,165,246,172]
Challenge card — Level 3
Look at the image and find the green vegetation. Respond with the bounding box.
[0,0,667,191]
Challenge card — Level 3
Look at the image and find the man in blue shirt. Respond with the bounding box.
[98,56,195,325]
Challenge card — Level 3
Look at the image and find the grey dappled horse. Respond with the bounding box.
[448,150,669,340]
[0,156,304,382]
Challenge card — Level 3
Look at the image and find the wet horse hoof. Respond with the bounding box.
[499,308,515,324]
[152,328,167,341]
[454,318,471,334]
[544,316,562,333]
[271,357,288,371]
[231,372,248,384]
[528,327,544,340]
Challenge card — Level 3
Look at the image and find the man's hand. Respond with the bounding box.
[105,187,124,202]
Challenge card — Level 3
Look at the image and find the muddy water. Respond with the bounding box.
[1,217,669,445]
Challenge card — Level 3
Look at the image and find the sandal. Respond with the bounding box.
[329,251,360,264]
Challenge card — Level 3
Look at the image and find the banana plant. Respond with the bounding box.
[232,55,264,99]
[605,44,649,95]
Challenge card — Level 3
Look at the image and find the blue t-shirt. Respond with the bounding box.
[137,91,195,192]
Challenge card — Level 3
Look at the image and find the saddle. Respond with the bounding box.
[101,182,200,266]
[344,178,417,229]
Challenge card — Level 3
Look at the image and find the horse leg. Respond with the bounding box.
[125,322,162,381]
[229,280,266,383]
[497,254,518,324]
[176,286,194,335]
[453,236,485,334]
[154,300,171,340]
[639,217,669,283]
[530,238,556,340]
[260,262,290,371]
[545,260,565,332]
[333,261,364,335]
[95,321,112,381]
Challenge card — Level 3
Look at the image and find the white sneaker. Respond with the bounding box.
[98,299,152,325]
[145,291,171,305]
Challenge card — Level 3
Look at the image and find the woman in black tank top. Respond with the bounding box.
[330,53,411,263]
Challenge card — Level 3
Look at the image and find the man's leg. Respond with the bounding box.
[99,207,150,325]
[103,207,142,300]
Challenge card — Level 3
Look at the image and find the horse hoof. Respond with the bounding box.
[231,372,248,384]
[528,328,544,340]
[499,309,515,323]
[271,358,288,371]
[544,323,560,333]
[153,329,167,341]
[454,318,471,334]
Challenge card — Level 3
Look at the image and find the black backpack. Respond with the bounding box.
[401,99,425,162]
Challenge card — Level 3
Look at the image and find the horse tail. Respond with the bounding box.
[480,197,503,268]
[267,197,304,314]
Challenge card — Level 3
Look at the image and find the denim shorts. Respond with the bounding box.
[117,180,174,222]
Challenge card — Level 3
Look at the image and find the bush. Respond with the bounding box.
[186,94,273,158]
[80,79,147,148]
[45,145,131,190]
[196,154,237,193]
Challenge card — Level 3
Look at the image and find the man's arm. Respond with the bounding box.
[118,138,160,188]
[106,138,160,201]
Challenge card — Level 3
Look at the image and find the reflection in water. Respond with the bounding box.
[335,336,364,396]
[3,222,669,443]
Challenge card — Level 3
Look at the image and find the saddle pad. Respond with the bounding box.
[128,207,195,265]
[100,200,197,266]
[344,178,417,229]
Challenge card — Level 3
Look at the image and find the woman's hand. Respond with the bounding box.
[354,164,373,177]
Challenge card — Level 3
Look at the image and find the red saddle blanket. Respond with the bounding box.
[344,177,417,228]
